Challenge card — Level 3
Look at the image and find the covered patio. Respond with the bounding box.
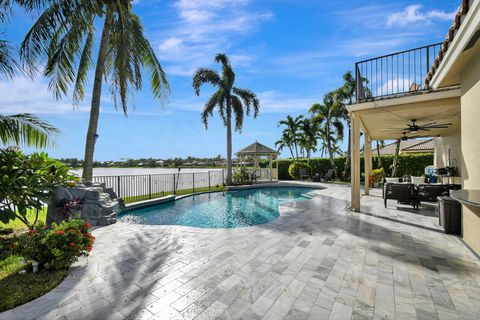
[348,88,461,213]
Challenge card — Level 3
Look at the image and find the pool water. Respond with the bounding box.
[119,187,316,228]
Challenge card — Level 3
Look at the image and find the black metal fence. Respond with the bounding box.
[93,170,225,203]
[355,43,442,102]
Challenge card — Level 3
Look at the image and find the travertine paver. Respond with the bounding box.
[1,182,480,320]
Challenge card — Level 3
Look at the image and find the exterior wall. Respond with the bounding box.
[460,51,480,254]
[434,128,462,176]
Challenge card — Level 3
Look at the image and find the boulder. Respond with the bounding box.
[47,183,125,226]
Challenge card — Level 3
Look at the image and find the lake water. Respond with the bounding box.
[71,167,223,177]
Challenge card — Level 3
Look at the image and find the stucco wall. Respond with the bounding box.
[460,51,480,254]
[434,128,462,175]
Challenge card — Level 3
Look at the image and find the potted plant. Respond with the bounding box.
[371,168,385,188]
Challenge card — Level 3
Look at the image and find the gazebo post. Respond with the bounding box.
[269,155,273,181]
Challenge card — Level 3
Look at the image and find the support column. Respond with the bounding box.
[350,112,361,212]
[364,135,372,196]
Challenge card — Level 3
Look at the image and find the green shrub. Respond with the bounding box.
[18,218,94,270]
[288,162,311,179]
[274,153,433,180]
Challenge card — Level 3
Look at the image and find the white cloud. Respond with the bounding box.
[0,77,89,115]
[155,0,273,76]
[387,5,456,28]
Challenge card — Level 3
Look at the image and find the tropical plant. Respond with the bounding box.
[309,93,344,178]
[192,53,260,185]
[277,115,303,161]
[0,113,59,148]
[333,71,370,177]
[0,1,18,78]
[371,168,385,183]
[0,147,76,228]
[18,218,95,270]
[275,132,295,160]
[298,117,318,163]
[19,0,169,182]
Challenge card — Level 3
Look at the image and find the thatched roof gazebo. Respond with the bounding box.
[236,141,279,181]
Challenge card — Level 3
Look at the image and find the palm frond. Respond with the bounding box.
[72,25,94,106]
[231,95,244,132]
[233,87,259,117]
[0,113,59,148]
[201,91,221,129]
[215,53,235,91]
[192,68,221,95]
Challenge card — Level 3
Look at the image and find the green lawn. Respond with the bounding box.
[0,208,47,232]
[0,253,68,312]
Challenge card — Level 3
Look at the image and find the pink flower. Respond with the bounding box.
[56,230,65,235]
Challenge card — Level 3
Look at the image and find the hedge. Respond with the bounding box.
[271,153,434,181]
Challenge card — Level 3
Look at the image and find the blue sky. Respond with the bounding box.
[1,0,459,160]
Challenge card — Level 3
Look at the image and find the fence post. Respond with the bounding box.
[192,173,195,193]
[222,169,225,185]
[208,171,211,190]
[117,176,121,198]
[148,175,152,199]
[173,174,176,195]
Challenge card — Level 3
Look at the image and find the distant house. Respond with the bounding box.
[373,139,434,156]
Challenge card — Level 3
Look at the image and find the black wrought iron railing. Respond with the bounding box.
[355,43,442,102]
[92,170,225,203]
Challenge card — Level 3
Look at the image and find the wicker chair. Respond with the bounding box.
[384,183,417,209]
[416,184,450,207]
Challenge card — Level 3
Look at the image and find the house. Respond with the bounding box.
[347,0,480,254]
[373,139,434,155]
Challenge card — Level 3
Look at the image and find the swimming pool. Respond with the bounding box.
[119,187,316,228]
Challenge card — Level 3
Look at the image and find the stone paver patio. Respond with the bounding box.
[2,182,480,320]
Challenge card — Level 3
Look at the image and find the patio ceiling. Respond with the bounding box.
[348,89,461,140]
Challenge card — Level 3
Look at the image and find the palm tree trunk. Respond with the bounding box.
[344,124,351,177]
[391,139,401,177]
[225,102,233,185]
[326,120,338,178]
[376,140,383,169]
[82,10,112,182]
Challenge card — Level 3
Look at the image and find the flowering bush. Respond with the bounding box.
[19,218,95,270]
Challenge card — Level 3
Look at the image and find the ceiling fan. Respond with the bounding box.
[382,119,452,133]
[400,132,431,141]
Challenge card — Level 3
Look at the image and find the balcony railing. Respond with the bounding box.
[355,43,442,102]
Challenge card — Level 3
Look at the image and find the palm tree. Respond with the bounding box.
[298,117,318,163]
[334,71,370,177]
[20,0,169,182]
[0,1,19,78]
[275,132,295,160]
[375,140,385,169]
[192,54,259,185]
[278,115,303,161]
[310,93,344,178]
[391,139,401,177]
[0,113,59,148]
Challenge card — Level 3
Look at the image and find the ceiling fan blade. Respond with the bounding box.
[421,124,452,129]
[380,129,409,132]
[418,128,431,131]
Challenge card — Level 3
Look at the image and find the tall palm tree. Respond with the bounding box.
[0,113,59,148]
[193,54,260,185]
[298,117,318,163]
[275,132,295,160]
[334,71,370,177]
[310,93,344,178]
[278,115,303,161]
[20,0,169,182]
